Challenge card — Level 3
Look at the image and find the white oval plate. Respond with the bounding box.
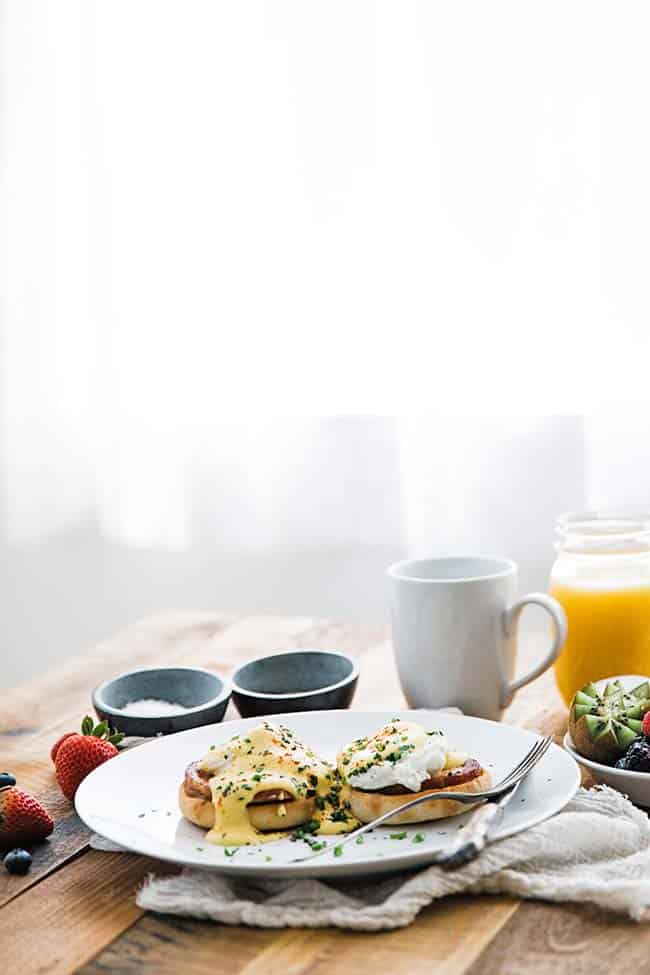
[75,710,580,878]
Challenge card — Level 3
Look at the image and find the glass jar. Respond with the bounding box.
[550,510,650,704]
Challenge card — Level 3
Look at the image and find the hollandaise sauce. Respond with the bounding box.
[198,722,357,845]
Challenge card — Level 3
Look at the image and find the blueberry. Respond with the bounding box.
[0,772,16,789]
[3,848,32,875]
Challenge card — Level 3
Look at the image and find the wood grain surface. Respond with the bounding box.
[0,614,607,975]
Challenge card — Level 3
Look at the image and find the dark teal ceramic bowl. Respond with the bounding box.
[92,667,231,736]
[231,649,359,718]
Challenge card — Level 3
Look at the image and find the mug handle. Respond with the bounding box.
[499,593,568,709]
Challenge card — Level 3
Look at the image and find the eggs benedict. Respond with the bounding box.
[337,719,491,824]
[179,721,357,845]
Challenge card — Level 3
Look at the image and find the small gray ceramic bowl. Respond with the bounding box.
[92,667,231,737]
[231,649,359,718]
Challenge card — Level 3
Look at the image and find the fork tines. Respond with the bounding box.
[495,735,552,793]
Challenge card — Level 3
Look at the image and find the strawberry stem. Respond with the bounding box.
[79,715,124,747]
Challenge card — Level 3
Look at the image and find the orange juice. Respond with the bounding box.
[551,581,650,703]
[551,511,650,704]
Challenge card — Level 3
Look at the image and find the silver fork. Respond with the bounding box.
[290,735,553,863]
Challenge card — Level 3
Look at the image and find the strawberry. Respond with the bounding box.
[642,711,650,738]
[0,785,54,850]
[50,731,77,763]
[54,716,123,801]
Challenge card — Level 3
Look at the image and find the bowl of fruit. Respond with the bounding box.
[564,674,650,807]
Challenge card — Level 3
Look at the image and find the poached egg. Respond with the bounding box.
[198,721,357,845]
[338,719,466,792]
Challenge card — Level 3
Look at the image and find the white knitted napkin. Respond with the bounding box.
[91,786,650,930]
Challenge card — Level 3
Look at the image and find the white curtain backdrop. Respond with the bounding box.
[3,2,650,684]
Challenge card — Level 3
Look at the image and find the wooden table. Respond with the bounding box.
[1,612,646,975]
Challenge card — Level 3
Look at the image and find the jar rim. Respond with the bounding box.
[556,509,650,554]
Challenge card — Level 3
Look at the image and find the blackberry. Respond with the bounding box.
[615,738,650,772]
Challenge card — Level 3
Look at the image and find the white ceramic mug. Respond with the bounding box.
[388,556,567,721]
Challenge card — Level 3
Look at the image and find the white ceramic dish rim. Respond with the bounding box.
[75,709,581,878]
[563,732,650,784]
[230,649,359,701]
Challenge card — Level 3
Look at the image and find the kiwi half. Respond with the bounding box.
[568,679,650,764]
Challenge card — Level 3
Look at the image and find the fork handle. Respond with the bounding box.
[434,802,501,868]
[290,790,490,863]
